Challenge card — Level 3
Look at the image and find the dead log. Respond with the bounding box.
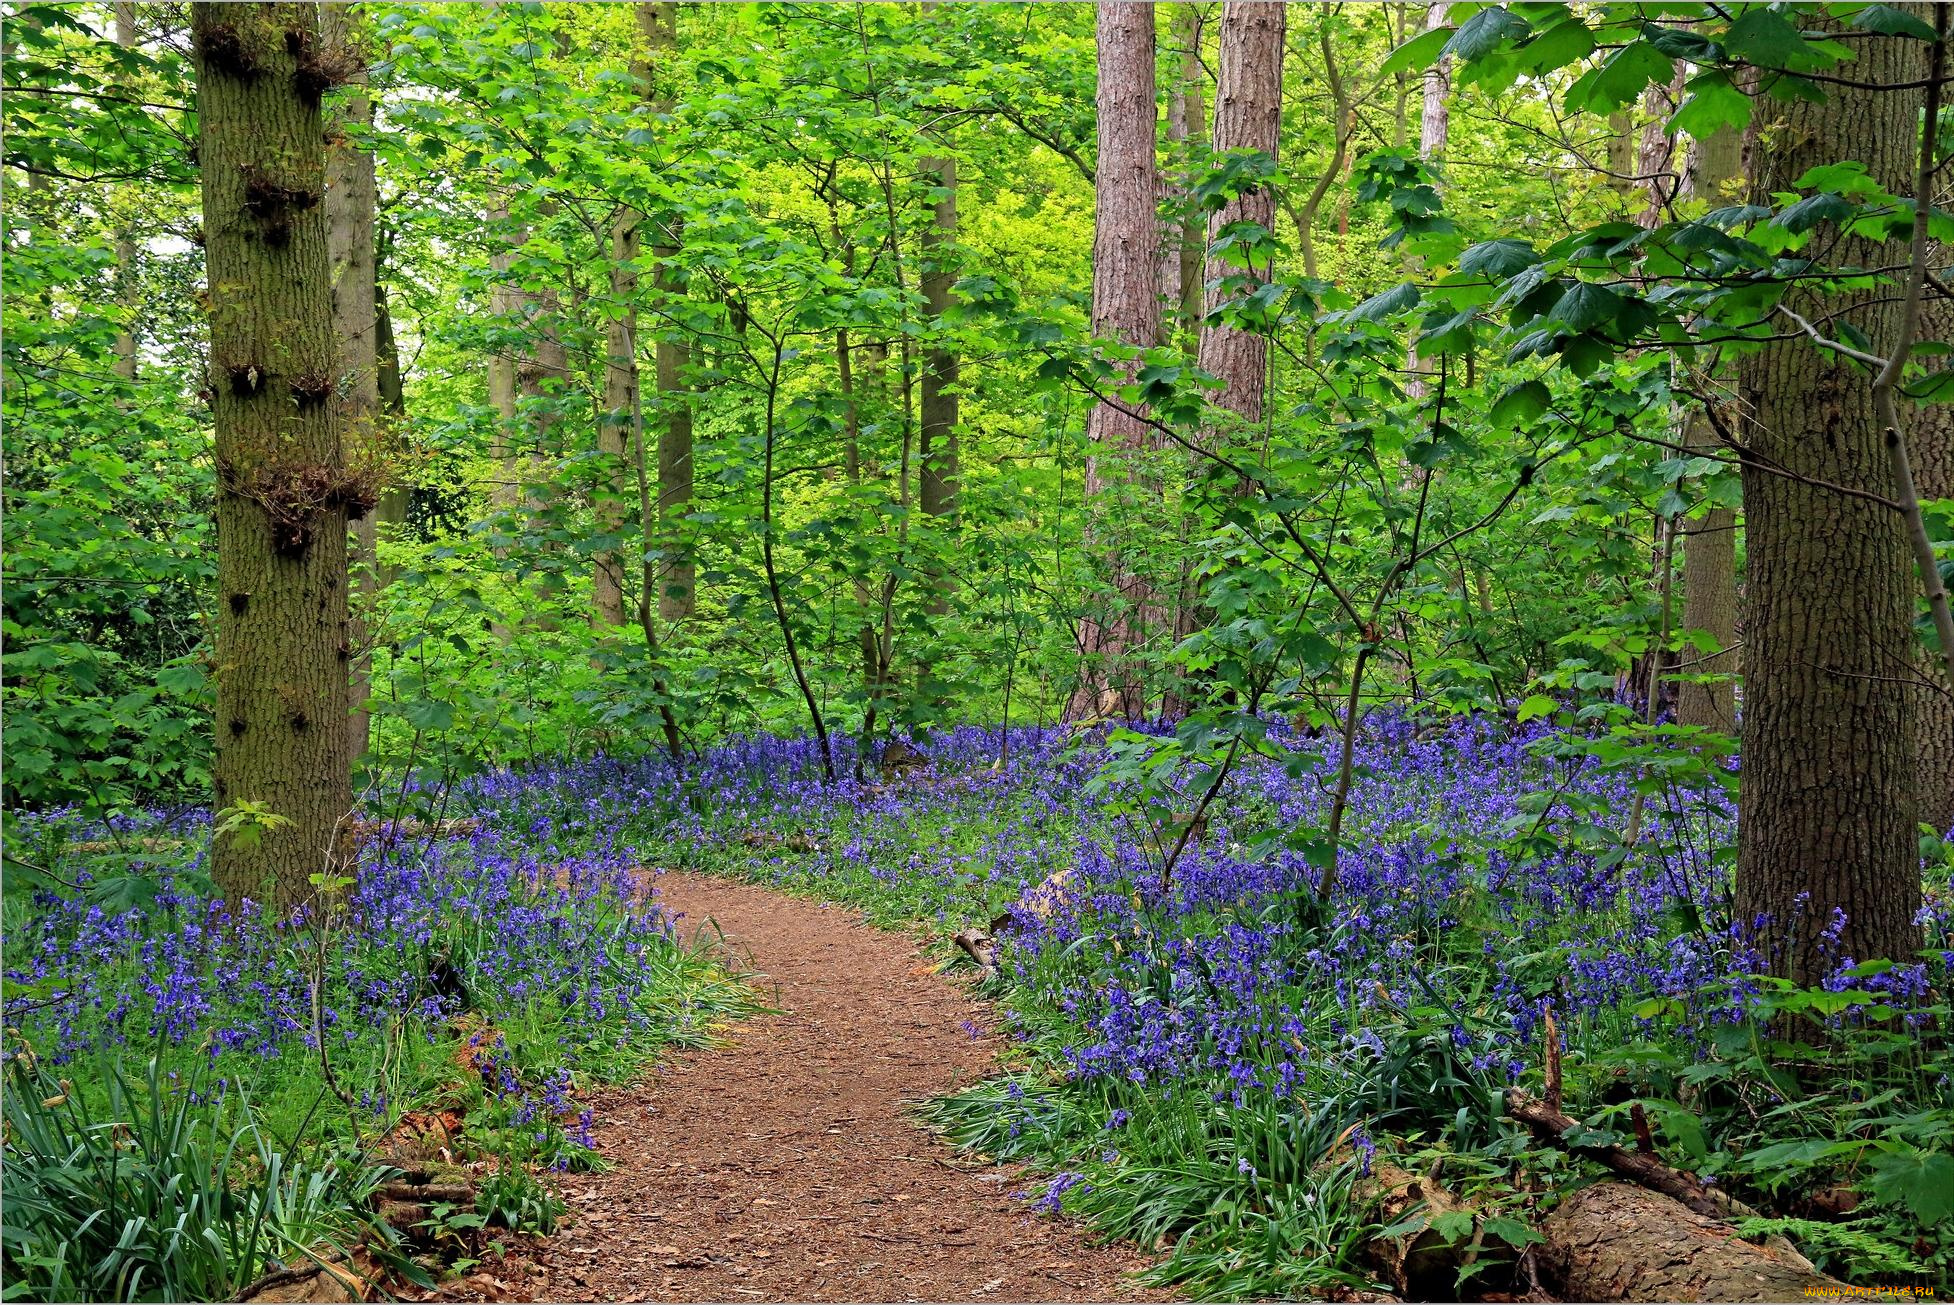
[1540,1183,1845,1302]
[951,928,998,980]
[236,1248,374,1303]
[376,1180,474,1204]
[1353,1161,1501,1298]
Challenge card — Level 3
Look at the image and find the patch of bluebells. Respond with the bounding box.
[485,715,1947,1138]
[1,808,699,1160]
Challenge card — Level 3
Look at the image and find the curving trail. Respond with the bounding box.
[519,871,1161,1303]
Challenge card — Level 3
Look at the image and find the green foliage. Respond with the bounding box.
[0,1050,389,1303]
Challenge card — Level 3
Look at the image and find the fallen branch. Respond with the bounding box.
[1506,1090,1740,1222]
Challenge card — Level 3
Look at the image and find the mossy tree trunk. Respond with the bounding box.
[1733,19,1926,982]
[194,1,357,914]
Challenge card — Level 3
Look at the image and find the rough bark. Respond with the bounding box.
[194,1,356,913]
[1674,124,1742,733]
[1733,21,1926,982]
[1196,0,1285,427]
[1916,290,1954,831]
[1067,0,1163,722]
[322,3,380,761]
[645,1,695,623]
[1540,1184,1843,1303]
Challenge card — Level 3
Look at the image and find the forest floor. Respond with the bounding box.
[496,871,1162,1303]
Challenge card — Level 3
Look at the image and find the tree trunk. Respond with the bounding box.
[322,3,380,762]
[1916,291,1954,832]
[593,6,661,633]
[1674,124,1741,734]
[1067,0,1163,722]
[194,1,356,914]
[1416,3,1449,166]
[1163,4,1205,345]
[111,2,140,382]
[919,149,958,594]
[372,231,409,581]
[594,202,638,631]
[1733,20,1926,982]
[1196,0,1285,427]
[644,1,695,624]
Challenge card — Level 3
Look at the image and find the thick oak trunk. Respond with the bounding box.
[194,1,356,913]
[1733,20,1926,982]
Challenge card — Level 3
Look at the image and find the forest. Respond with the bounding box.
[3,0,1953,1301]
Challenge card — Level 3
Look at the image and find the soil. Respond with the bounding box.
[503,871,1163,1303]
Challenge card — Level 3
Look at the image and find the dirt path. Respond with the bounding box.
[520,872,1161,1303]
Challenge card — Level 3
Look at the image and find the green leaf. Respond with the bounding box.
[1569,42,1673,115]
[1490,379,1551,427]
[1516,693,1559,722]
[1866,1147,1954,1226]
[1348,283,1422,322]
[1774,191,1856,234]
[1381,22,1455,76]
[1722,8,1807,68]
[1444,7,1531,63]
[1547,281,1624,333]
[1670,70,1751,139]
[402,698,456,733]
[1459,236,1540,278]
[1848,4,1940,41]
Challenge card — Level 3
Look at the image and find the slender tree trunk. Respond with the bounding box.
[1197,0,1285,427]
[919,143,959,633]
[594,202,638,630]
[593,7,660,632]
[487,203,522,536]
[111,2,140,381]
[1406,2,1448,398]
[642,2,695,623]
[194,1,356,913]
[323,3,381,762]
[1417,3,1449,165]
[1733,21,1926,982]
[1163,3,1206,345]
[1674,124,1741,734]
[372,231,409,581]
[1067,0,1163,722]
